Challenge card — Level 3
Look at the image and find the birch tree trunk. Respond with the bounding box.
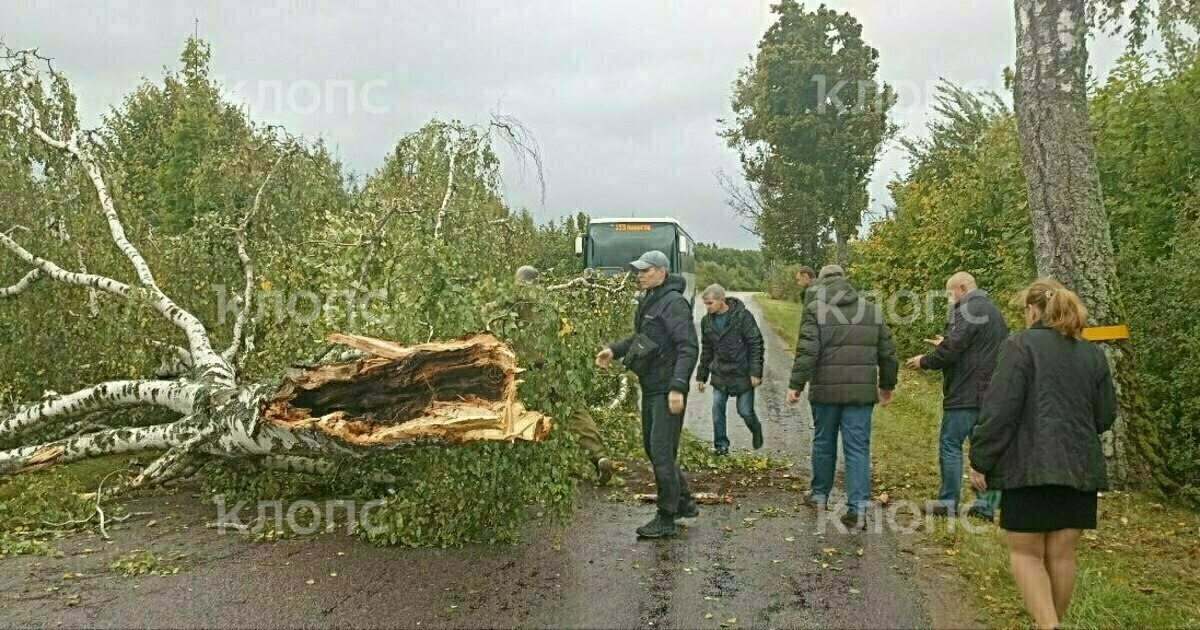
[1013,0,1171,490]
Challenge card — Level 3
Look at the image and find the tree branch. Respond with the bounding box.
[1,49,231,385]
[432,147,460,241]
[547,276,622,294]
[223,146,295,365]
[0,268,42,297]
[0,230,231,383]
[0,418,203,476]
[0,380,203,439]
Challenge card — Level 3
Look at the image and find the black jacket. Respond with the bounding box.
[696,297,764,395]
[611,274,699,396]
[789,277,899,405]
[920,289,1010,409]
[969,324,1116,492]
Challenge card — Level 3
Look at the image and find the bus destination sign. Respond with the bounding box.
[614,223,653,232]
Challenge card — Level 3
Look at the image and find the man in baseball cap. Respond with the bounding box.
[596,250,699,538]
[628,250,671,272]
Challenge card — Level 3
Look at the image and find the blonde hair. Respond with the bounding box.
[1020,278,1088,339]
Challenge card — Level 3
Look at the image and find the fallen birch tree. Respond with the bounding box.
[0,47,552,493]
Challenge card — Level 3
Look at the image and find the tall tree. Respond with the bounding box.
[722,1,895,266]
[1012,0,1191,489]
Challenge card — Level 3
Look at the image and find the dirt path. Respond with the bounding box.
[0,294,959,629]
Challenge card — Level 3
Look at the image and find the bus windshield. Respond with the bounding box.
[588,223,677,270]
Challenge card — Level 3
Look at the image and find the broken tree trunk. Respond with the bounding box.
[0,333,552,479]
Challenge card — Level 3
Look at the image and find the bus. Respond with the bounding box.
[575,217,697,304]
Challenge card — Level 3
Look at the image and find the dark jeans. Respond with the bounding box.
[641,393,692,516]
[711,387,759,450]
[938,408,994,516]
[811,403,874,516]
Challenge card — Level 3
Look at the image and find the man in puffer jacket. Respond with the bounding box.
[596,250,699,539]
[695,284,765,455]
[787,265,899,530]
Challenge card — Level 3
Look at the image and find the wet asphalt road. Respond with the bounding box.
[0,294,933,629]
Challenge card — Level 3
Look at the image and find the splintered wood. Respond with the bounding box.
[264,333,551,447]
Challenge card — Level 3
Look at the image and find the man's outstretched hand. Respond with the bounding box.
[595,347,613,369]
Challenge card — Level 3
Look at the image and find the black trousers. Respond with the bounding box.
[640,393,693,515]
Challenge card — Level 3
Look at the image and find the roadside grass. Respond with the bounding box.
[757,295,1200,629]
[754,294,802,351]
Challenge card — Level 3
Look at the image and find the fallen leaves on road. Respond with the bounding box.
[633,492,732,505]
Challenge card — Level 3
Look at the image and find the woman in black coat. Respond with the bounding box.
[969,279,1116,630]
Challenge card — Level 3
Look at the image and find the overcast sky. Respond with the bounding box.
[4,0,1126,249]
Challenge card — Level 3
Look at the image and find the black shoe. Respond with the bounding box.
[677,499,699,519]
[713,446,729,456]
[595,457,613,485]
[803,493,827,510]
[841,512,866,531]
[921,503,951,518]
[636,512,677,539]
[966,507,994,523]
[750,422,764,450]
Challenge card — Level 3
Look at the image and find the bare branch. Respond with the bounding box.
[489,114,547,208]
[716,169,765,236]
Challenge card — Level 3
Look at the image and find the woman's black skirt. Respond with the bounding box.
[999,485,1098,533]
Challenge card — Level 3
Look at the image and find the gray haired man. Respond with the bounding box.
[695,284,765,454]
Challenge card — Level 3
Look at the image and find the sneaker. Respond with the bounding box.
[595,457,613,485]
[749,422,764,450]
[677,499,699,519]
[966,507,994,523]
[713,446,729,456]
[636,512,677,539]
[803,493,827,510]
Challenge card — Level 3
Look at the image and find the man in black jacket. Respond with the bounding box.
[596,250,699,539]
[787,265,899,530]
[906,272,1008,520]
[695,284,765,454]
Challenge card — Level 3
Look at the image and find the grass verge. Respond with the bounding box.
[753,294,802,351]
[757,295,1200,629]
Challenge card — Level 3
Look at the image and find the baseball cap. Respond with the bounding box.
[629,250,670,271]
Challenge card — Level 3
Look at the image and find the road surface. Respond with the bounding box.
[685,292,812,459]
[0,294,949,629]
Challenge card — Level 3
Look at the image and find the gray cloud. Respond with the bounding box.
[4,0,1125,249]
